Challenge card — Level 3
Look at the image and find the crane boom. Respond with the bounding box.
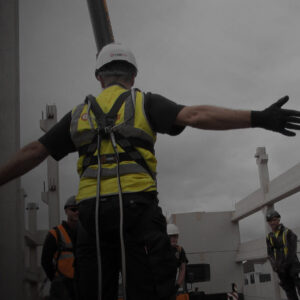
[86,0,114,53]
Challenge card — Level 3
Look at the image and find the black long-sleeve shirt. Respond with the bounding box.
[41,221,76,281]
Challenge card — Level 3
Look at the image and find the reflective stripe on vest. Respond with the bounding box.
[70,85,157,201]
[50,224,74,279]
[267,228,289,259]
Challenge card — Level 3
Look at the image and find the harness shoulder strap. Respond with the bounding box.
[85,95,105,128]
[107,90,132,120]
[85,91,131,129]
[268,233,273,244]
[283,228,289,256]
[83,91,155,179]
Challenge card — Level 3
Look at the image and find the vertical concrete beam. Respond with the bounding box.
[255,147,272,233]
[40,105,60,228]
[0,0,24,299]
[255,147,281,300]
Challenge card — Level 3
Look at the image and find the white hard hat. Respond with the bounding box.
[95,42,138,74]
[167,224,179,235]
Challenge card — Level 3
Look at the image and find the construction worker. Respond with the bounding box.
[266,210,300,300]
[167,224,189,300]
[41,196,78,300]
[1,42,300,300]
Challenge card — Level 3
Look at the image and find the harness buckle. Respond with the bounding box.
[104,126,113,134]
[97,127,112,139]
[100,155,116,164]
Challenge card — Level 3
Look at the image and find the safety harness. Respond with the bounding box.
[267,227,289,259]
[79,90,155,181]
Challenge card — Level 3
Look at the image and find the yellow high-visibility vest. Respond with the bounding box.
[267,227,289,259]
[70,85,157,202]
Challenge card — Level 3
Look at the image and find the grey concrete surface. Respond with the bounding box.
[0,1,24,299]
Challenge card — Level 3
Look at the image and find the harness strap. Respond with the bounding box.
[82,91,130,174]
[82,163,153,179]
[283,228,289,257]
[114,131,155,179]
[84,92,155,180]
[85,91,131,131]
[78,137,154,157]
[82,152,146,168]
[268,228,289,259]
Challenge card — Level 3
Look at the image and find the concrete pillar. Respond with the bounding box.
[40,105,60,228]
[0,1,24,299]
[255,147,272,233]
[255,147,281,300]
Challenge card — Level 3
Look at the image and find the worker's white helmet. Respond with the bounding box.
[95,42,138,76]
[167,224,179,235]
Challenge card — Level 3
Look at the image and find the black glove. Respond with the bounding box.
[174,283,180,294]
[251,96,300,136]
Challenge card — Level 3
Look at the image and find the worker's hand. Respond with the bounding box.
[251,96,300,136]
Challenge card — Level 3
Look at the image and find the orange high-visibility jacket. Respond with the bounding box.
[49,224,74,278]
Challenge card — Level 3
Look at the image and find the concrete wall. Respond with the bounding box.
[173,211,243,295]
[0,1,24,299]
[244,262,287,300]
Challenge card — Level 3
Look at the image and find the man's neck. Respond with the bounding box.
[105,82,132,90]
[272,224,282,233]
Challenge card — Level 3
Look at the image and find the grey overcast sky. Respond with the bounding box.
[19,0,300,241]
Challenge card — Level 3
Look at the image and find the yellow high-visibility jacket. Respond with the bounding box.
[70,85,157,202]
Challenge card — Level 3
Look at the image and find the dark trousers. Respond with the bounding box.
[75,193,177,300]
[49,276,76,300]
[278,266,300,300]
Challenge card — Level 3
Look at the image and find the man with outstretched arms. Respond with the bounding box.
[1,43,300,300]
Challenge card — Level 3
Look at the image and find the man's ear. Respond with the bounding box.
[97,75,105,88]
[129,76,135,87]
